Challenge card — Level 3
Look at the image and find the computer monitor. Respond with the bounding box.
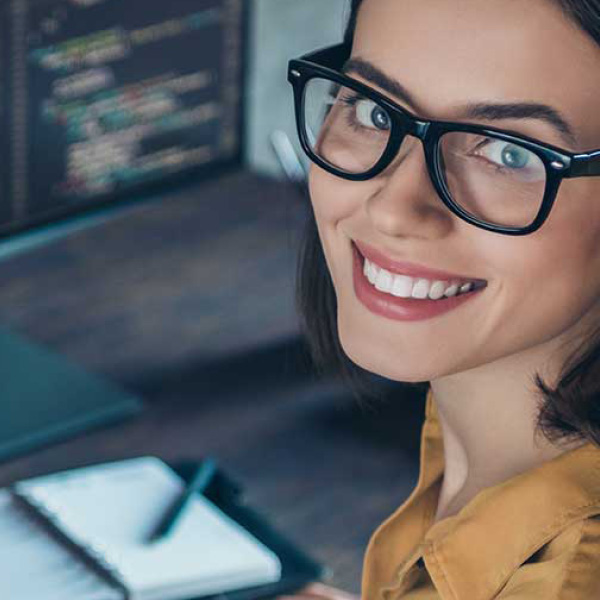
[0,0,246,462]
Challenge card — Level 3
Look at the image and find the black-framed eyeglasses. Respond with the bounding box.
[287,43,600,236]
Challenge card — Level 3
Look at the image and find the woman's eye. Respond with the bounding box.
[354,99,391,131]
[477,139,533,170]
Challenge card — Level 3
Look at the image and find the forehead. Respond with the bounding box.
[354,0,600,149]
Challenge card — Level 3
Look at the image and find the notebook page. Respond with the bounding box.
[0,489,123,600]
[15,457,282,600]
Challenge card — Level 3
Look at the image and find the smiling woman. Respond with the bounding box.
[283,0,600,599]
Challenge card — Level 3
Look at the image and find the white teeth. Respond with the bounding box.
[375,270,394,293]
[363,258,480,300]
[366,261,377,284]
[412,279,431,299]
[391,275,413,298]
[444,284,460,298]
[428,281,447,300]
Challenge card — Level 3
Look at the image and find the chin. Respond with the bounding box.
[337,327,438,384]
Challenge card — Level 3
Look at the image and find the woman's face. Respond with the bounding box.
[308,0,600,382]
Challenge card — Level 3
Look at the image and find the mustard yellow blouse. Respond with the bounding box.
[361,387,600,599]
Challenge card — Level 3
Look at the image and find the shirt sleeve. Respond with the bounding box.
[496,515,600,599]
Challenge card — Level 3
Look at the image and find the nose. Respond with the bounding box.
[365,135,455,239]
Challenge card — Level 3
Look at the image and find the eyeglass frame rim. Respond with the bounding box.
[287,42,600,236]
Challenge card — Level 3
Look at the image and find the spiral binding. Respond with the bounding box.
[9,484,131,600]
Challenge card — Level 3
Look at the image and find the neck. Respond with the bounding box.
[429,340,588,523]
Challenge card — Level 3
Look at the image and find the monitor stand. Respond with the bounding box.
[0,327,143,463]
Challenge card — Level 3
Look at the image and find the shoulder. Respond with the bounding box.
[497,514,600,599]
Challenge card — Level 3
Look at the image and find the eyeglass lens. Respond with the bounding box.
[303,77,548,229]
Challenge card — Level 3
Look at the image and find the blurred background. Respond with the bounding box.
[246,0,346,176]
[0,0,425,594]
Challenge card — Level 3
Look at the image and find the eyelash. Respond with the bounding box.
[339,92,374,132]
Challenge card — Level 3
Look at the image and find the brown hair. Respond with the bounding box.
[295,0,600,447]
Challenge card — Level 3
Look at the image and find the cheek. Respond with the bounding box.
[537,179,600,305]
[308,165,370,283]
[483,180,600,349]
[308,165,358,224]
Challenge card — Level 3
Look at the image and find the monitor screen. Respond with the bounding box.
[0,0,245,239]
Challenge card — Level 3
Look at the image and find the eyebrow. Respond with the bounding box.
[343,57,579,148]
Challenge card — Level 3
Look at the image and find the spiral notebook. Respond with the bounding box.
[1,457,282,600]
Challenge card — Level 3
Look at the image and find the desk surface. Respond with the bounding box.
[0,170,425,594]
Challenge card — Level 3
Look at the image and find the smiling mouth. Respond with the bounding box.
[354,243,488,301]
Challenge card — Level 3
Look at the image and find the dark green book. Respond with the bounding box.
[0,327,143,462]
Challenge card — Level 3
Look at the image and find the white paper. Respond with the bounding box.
[14,457,281,600]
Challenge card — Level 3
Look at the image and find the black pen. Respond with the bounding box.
[148,457,218,543]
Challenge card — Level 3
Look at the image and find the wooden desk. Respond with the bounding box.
[0,171,425,593]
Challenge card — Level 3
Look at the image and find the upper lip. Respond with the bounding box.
[354,240,487,284]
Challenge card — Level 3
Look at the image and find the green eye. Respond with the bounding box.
[500,144,530,169]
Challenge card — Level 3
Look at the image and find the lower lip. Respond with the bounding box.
[352,243,485,322]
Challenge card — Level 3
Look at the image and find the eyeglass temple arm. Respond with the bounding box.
[569,150,600,177]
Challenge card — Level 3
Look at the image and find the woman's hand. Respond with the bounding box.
[276,583,359,600]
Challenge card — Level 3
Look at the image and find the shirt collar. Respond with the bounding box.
[362,386,445,598]
[363,386,600,600]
